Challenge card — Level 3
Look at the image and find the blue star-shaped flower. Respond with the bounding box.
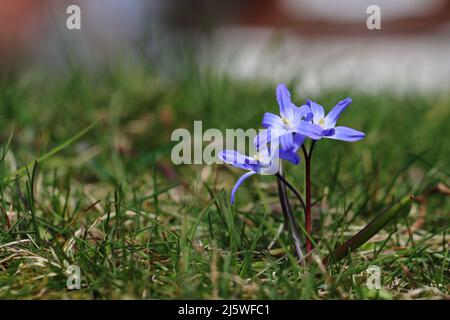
[306,98,365,142]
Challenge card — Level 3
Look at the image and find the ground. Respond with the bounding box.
[0,63,448,299]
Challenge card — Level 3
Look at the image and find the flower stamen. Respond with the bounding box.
[282,117,293,129]
[318,118,325,126]
[252,153,261,162]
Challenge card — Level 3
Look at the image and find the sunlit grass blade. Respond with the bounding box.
[1,126,15,162]
[25,161,40,244]
[2,119,100,185]
[325,194,414,265]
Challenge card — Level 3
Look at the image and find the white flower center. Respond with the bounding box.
[318,118,325,127]
[252,152,269,165]
[281,117,293,129]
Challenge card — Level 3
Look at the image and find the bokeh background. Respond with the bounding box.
[2,0,450,93]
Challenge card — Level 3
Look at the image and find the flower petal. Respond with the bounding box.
[218,150,256,171]
[304,113,313,122]
[262,112,284,129]
[253,128,284,148]
[260,157,280,175]
[324,97,352,128]
[327,126,365,142]
[230,171,256,204]
[293,121,323,140]
[296,105,312,119]
[280,133,294,151]
[291,105,312,128]
[306,100,325,123]
[276,83,296,119]
[292,133,306,152]
[279,150,300,165]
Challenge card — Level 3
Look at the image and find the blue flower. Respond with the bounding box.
[306,98,365,142]
[253,83,323,163]
[218,146,279,204]
[278,133,305,165]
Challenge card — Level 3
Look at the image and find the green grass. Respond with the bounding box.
[0,63,448,299]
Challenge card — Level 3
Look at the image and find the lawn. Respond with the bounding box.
[0,63,448,299]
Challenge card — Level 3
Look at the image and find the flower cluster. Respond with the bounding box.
[219,83,365,204]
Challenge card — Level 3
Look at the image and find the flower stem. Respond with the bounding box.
[275,173,307,213]
[276,167,305,265]
[302,141,315,255]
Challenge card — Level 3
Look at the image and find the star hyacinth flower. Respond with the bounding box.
[254,83,323,164]
[218,146,279,204]
[306,98,365,142]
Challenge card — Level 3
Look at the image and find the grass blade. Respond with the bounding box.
[3,119,99,184]
[325,194,414,265]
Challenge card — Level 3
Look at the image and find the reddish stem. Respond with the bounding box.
[304,151,312,254]
[302,142,315,256]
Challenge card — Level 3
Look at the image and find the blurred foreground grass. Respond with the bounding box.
[0,64,448,299]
